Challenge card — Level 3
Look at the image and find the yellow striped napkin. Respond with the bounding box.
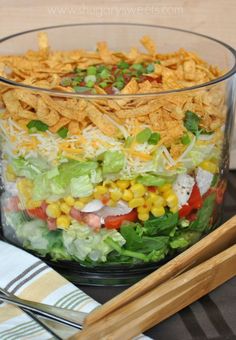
[0,240,151,340]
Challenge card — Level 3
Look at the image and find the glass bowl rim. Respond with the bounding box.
[0,22,236,99]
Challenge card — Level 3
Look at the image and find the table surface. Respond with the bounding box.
[80,170,236,340]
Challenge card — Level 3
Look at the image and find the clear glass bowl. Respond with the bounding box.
[0,24,236,285]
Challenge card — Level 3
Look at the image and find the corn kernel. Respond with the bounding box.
[56,215,71,229]
[94,185,108,195]
[110,189,122,201]
[138,213,149,221]
[166,194,178,207]
[147,192,158,204]
[143,201,152,210]
[79,195,93,203]
[200,161,218,174]
[46,203,61,218]
[74,200,85,210]
[26,200,42,209]
[130,180,136,186]
[129,197,145,208]
[107,199,116,207]
[130,183,146,197]
[64,196,75,206]
[162,189,174,199]
[94,192,102,199]
[60,202,71,214]
[151,206,165,217]
[17,179,33,194]
[137,206,150,214]
[158,183,172,192]
[103,180,116,188]
[7,164,15,175]
[116,180,130,190]
[152,195,165,207]
[6,172,16,181]
[122,189,133,202]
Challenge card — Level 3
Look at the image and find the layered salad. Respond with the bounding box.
[0,33,227,265]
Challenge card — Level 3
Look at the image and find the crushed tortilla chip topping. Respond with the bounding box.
[0,33,227,158]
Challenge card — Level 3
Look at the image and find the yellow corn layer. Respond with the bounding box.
[200,160,218,174]
[56,215,71,229]
[46,203,61,218]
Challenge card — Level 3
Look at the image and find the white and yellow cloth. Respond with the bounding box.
[0,240,151,340]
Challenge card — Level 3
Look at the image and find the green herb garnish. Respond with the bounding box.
[86,80,95,88]
[87,66,97,75]
[136,128,152,143]
[113,81,124,90]
[181,133,191,145]
[60,77,72,86]
[184,111,200,135]
[132,63,144,72]
[118,60,130,69]
[57,127,68,139]
[100,68,111,79]
[146,63,155,73]
[27,120,49,132]
[99,82,108,88]
[148,132,160,145]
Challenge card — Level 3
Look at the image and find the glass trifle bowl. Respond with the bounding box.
[0,24,235,285]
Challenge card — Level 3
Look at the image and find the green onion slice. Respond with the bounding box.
[27,120,49,132]
[57,127,68,138]
[136,128,152,143]
[148,132,160,145]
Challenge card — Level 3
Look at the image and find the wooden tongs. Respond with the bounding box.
[70,215,236,340]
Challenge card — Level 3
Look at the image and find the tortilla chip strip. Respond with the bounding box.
[40,94,87,121]
[49,117,70,133]
[38,32,49,50]
[140,36,157,56]
[68,120,80,134]
[116,99,163,118]
[37,97,60,126]
[1,90,36,119]
[97,41,118,64]
[86,103,120,137]
[14,89,38,109]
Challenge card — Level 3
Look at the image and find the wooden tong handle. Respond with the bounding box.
[70,244,236,340]
[84,215,236,327]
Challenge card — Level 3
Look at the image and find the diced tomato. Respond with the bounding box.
[188,184,203,209]
[140,75,162,83]
[179,184,203,218]
[104,209,138,229]
[104,86,114,94]
[83,213,101,231]
[4,196,20,212]
[70,207,82,221]
[179,204,192,219]
[101,194,110,205]
[47,217,57,230]
[188,212,197,222]
[123,74,131,82]
[27,207,47,221]
[147,186,156,192]
[41,201,47,213]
